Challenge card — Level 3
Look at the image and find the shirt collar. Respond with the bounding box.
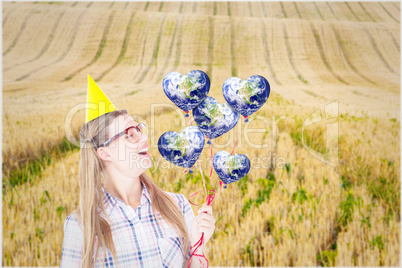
[101,180,151,215]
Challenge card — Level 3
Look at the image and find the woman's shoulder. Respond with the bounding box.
[163,191,192,214]
[63,210,83,233]
[164,191,186,205]
[164,191,186,204]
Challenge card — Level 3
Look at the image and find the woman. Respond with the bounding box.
[60,78,216,267]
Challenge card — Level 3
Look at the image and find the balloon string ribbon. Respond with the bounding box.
[188,232,208,268]
[188,160,207,206]
[188,159,223,268]
[188,113,193,126]
[187,165,212,268]
[230,123,241,155]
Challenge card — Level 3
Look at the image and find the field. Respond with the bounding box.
[2,1,400,266]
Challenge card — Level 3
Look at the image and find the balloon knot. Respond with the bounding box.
[189,168,193,174]
[184,111,189,117]
[223,184,227,189]
[207,139,212,145]
[244,117,249,123]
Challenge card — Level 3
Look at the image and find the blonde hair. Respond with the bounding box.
[72,109,189,267]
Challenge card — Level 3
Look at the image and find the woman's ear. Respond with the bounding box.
[96,147,112,161]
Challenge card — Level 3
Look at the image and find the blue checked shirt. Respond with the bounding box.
[60,181,195,267]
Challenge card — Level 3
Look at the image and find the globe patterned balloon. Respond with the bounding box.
[222,75,270,118]
[163,70,210,112]
[213,151,250,184]
[192,96,239,140]
[158,126,205,169]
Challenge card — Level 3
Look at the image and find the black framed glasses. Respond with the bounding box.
[98,122,146,148]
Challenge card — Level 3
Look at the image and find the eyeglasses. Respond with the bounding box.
[98,122,146,148]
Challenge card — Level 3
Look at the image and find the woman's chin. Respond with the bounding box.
[141,155,153,169]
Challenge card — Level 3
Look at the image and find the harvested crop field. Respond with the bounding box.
[2,1,400,266]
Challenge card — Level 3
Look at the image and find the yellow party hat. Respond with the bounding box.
[85,74,118,123]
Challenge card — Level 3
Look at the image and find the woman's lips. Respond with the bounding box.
[141,152,151,158]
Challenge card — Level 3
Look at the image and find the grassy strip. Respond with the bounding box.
[4,8,68,73]
[293,2,302,19]
[280,2,287,18]
[379,2,399,23]
[289,113,400,219]
[3,8,36,56]
[313,2,325,21]
[260,19,281,85]
[156,16,180,83]
[330,23,376,85]
[344,2,361,22]
[241,173,276,217]
[64,11,115,81]
[309,22,348,85]
[96,11,136,81]
[391,2,400,11]
[179,2,183,13]
[230,18,237,77]
[248,2,253,17]
[136,15,167,83]
[192,2,198,14]
[326,2,338,21]
[2,5,18,26]
[2,136,80,196]
[281,23,308,84]
[282,114,398,266]
[174,14,184,68]
[260,2,267,17]
[206,16,214,77]
[358,2,376,22]
[363,27,397,74]
[17,8,88,81]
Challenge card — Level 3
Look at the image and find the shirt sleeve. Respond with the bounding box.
[179,194,195,260]
[60,213,84,267]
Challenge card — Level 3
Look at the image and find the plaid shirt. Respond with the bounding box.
[60,181,195,267]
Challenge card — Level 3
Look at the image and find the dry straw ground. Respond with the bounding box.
[2,1,400,267]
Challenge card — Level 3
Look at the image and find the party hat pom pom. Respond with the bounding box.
[189,168,193,174]
[184,111,189,117]
[223,184,227,189]
[207,139,212,145]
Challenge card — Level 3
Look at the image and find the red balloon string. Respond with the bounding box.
[230,127,240,156]
[188,112,193,126]
[187,159,225,268]
[209,143,214,185]
[198,160,207,197]
[188,232,208,268]
[187,185,204,206]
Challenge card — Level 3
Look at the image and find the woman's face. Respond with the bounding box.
[98,113,153,178]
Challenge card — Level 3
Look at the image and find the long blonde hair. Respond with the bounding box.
[72,109,190,267]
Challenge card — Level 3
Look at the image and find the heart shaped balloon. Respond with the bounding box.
[158,126,205,169]
[222,75,270,120]
[213,151,250,184]
[163,70,210,114]
[192,96,239,141]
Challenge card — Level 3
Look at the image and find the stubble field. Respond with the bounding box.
[2,1,400,266]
